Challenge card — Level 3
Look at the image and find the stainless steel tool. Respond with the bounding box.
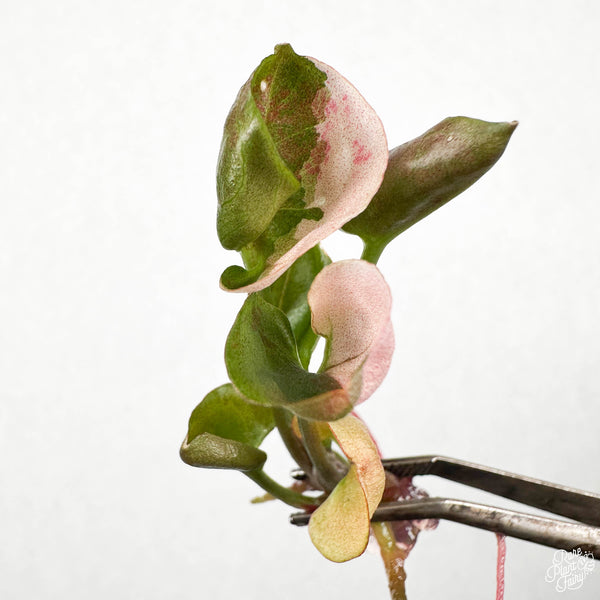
[289,455,600,560]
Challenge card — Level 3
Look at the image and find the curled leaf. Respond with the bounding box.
[343,117,518,259]
[308,415,385,562]
[218,43,388,292]
[308,259,394,405]
[307,464,369,562]
[180,433,267,472]
[329,415,385,515]
[226,260,393,421]
[225,295,353,421]
[180,384,274,471]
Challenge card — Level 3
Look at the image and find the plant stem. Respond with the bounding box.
[298,418,345,492]
[244,469,320,509]
[372,522,408,600]
[360,239,387,264]
[272,408,313,474]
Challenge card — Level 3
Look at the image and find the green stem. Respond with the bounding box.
[272,408,313,474]
[372,522,408,600]
[360,239,387,264]
[298,419,346,492]
[245,469,320,509]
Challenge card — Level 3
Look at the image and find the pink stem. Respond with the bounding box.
[495,533,506,600]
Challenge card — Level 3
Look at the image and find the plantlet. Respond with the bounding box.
[180,43,516,599]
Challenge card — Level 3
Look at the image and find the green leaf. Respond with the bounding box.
[217,43,388,293]
[180,384,274,471]
[259,245,331,369]
[343,117,518,261]
[225,294,352,421]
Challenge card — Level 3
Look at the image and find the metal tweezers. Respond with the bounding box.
[289,455,600,560]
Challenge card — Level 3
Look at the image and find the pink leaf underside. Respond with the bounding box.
[308,259,394,405]
[308,414,385,562]
[384,472,439,554]
[230,59,388,293]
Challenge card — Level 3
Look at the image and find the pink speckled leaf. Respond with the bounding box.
[219,45,388,293]
[308,259,394,405]
[308,415,384,562]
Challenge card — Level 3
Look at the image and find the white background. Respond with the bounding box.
[1,1,599,598]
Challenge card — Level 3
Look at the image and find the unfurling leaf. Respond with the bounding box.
[343,117,518,259]
[308,259,394,405]
[309,415,385,562]
[218,43,388,293]
[180,384,274,471]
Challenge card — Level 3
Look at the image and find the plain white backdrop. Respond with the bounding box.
[1,1,599,598]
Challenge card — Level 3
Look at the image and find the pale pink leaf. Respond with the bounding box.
[308,259,394,405]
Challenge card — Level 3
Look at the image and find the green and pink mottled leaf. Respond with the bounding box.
[308,259,394,405]
[308,415,385,562]
[217,44,388,293]
[225,260,393,421]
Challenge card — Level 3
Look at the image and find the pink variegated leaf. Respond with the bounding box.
[225,261,393,423]
[218,44,388,293]
[308,259,394,405]
[308,415,385,562]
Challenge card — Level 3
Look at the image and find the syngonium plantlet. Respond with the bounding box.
[180,43,517,599]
